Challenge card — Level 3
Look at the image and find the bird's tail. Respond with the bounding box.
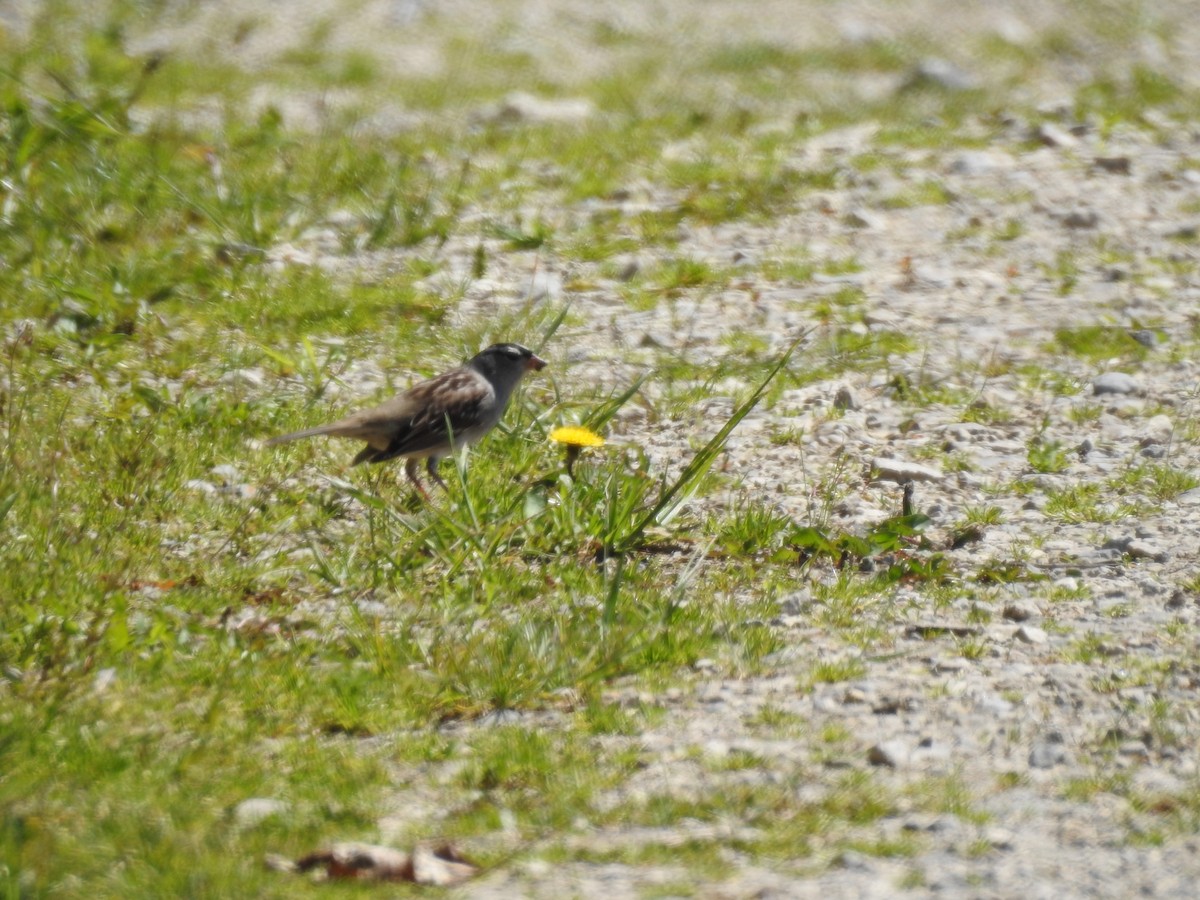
[264,425,340,446]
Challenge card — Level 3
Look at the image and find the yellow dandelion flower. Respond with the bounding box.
[548,426,605,448]
[549,426,605,476]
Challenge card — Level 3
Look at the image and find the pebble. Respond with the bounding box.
[985,827,1017,850]
[1125,540,1168,562]
[484,91,594,125]
[1062,209,1099,229]
[1092,372,1141,395]
[844,208,885,230]
[871,457,943,483]
[1002,603,1035,622]
[1139,414,1173,445]
[868,740,909,768]
[910,58,979,91]
[1015,625,1048,644]
[210,464,242,484]
[833,385,859,410]
[948,151,1008,176]
[1093,156,1131,174]
[1128,328,1158,348]
[220,367,267,388]
[614,255,641,281]
[1029,733,1069,769]
[1035,122,1080,148]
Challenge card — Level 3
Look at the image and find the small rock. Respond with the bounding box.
[1062,210,1099,229]
[1092,372,1141,396]
[220,367,268,388]
[486,92,594,125]
[1035,122,1080,148]
[902,813,962,834]
[1119,740,1150,760]
[777,592,809,616]
[986,827,1016,850]
[234,797,290,827]
[267,243,316,268]
[1139,414,1173,446]
[1125,540,1168,562]
[185,479,217,495]
[1015,625,1047,644]
[868,740,909,768]
[1128,329,1159,348]
[909,58,978,91]
[948,151,1007,175]
[638,332,670,349]
[930,657,969,673]
[1140,444,1168,459]
[614,256,641,281]
[1029,732,1069,769]
[845,208,885,230]
[211,464,242,484]
[833,386,859,410]
[1002,603,1035,622]
[1092,156,1131,174]
[1177,487,1200,506]
[836,848,875,871]
[871,457,943,483]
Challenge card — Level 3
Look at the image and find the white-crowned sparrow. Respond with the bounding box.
[266,342,547,496]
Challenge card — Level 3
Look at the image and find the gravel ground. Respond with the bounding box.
[32,0,1200,895]
[448,120,1200,897]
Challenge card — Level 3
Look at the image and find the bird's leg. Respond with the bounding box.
[426,457,449,492]
[405,458,430,500]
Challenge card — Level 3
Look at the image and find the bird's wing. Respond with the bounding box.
[364,369,495,461]
[266,367,494,457]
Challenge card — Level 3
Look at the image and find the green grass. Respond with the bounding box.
[0,25,828,881]
[1053,325,1148,362]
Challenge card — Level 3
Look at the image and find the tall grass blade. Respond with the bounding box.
[614,330,809,552]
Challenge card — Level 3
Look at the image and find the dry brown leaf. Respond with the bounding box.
[282,841,478,885]
[412,843,479,887]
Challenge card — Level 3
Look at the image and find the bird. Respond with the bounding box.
[265,342,547,497]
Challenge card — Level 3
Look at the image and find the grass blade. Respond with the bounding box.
[614,330,810,552]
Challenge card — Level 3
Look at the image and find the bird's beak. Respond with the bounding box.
[527,354,547,371]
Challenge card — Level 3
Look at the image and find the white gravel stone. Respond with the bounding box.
[1093,372,1141,395]
[1015,625,1048,644]
[870,457,943,483]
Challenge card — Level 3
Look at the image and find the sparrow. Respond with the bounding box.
[266,342,547,497]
